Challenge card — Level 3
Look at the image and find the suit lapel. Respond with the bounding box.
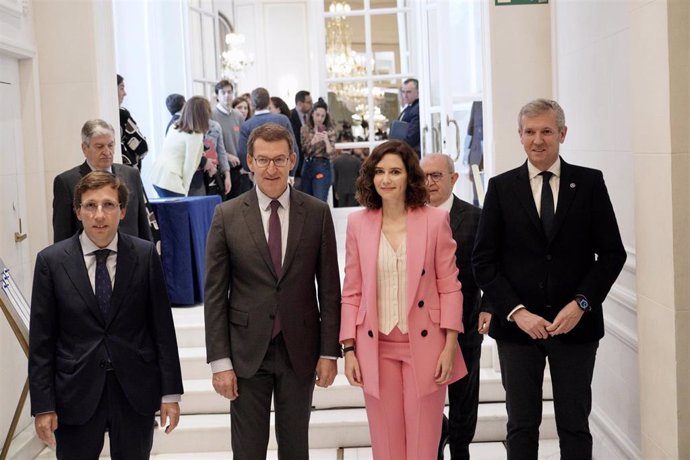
[108,234,137,326]
[79,161,91,178]
[281,190,306,281]
[406,208,426,314]
[361,210,382,316]
[550,158,576,243]
[61,235,104,326]
[449,197,463,234]
[242,190,279,279]
[514,162,545,236]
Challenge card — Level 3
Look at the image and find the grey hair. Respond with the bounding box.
[81,119,115,145]
[421,153,455,174]
[518,99,566,131]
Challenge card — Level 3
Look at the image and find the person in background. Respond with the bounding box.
[232,97,251,122]
[300,97,336,202]
[421,153,490,460]
[332,148,362,208]
[290,90,313,189]
[399,78,421,157]
[30,171,183,459]
[211,80,244,199]
[117,74,149,170]
[165,93,186,135]
[340,140,466,460]
[188,119,232,198]
[269,96,291,119]
[52,119,152,243]
[149,96,213,197]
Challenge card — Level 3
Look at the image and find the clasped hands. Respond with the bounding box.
[513,300,584,340]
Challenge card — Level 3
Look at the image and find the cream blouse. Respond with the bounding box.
[377,232,408,334]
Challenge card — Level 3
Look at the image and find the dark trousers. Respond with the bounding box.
[497,338,598,460]
[231,334,316,460]
[55,372,154,460]
[439,345,481,460]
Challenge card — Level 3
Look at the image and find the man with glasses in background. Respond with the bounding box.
[421,153,491,460]
[204,123,341,459]
[30,171,183,459]
[52,119,152,243]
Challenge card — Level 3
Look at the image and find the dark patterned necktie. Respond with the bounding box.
[540,171,555,236]
[94,249,112,318]
[268,200,282,337]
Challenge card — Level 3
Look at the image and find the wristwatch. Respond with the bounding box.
[342,345,356,356]
[575,295,591,312]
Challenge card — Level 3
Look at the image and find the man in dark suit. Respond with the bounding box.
[472,99,626,459]
[29,171,183,459]
[399,78,421,157]
[165,93,185,135]
[332,149,362,207]
[290,90,312,188]
[237,87,300,180]
[204,123,341,459]
[52,119,152,243]
[421,153,491,460]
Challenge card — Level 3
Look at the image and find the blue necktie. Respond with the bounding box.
[540,171,555,237]
[94,249,112,318]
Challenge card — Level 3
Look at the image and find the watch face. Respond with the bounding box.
[579,298,589,310]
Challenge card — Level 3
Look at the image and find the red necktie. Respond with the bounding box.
[269,200,282,337]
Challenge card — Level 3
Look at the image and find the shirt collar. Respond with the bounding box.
[216,103,229,115]
[438,194,454,213]
[256,185,291,212]
[527,157,561,180]
[255,109,270,116]
[80,231,119,255]
[85,160,113,174]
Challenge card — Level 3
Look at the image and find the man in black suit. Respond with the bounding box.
[332,149,362,207]
[29,171,183,459]
[52,119,152,243]
[472,99,626,459]
[399,78,421,157]
[204,123,341,459]
[421,153,491,460]
[290,90,312,188]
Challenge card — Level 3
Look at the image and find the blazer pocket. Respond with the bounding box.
[138,348,157,363]
[428,308,441,324]
[55,356,77,374]
[229,309,249,327]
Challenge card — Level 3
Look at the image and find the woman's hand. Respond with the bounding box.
[223,171,232,195]
[344,350,363,387]
[434,340,456,385]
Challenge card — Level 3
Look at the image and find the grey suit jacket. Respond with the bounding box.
[204,187,341,380]
[52,162,153,243]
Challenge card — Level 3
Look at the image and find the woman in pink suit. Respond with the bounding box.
[340,140,467,460]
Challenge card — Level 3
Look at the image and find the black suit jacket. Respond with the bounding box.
[204,188,341,380]
[472,159,626,344]
[28,233,183,425]
[449,196,484,349]
[52,162,153,243]
[399,99,420,155]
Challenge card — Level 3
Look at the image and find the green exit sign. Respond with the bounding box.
[496,0,548,5]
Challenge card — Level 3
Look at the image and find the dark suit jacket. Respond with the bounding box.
[290,109,305,177]
[28,233,183,425]
[332,153,362,197]
[449,196,484,350]
[236,113,299,176]
[204,188,341,380]
[399,99,420,155]
[472,158,626,344]
[52,162,153,243]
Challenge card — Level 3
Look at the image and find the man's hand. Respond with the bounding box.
[159,402,180,434]
[478,311,492,335]
[227,154,241,167]
[546,301,584,336]
[35,412,58,448]
[212,370,239,400]
[315,358,337,388]
[513,309,552,339]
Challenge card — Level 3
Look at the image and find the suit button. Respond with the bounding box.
[99,360,106,368]
[368,330,374,338]
[546,254,552,261]
[421,269,426,276]
[421,329,428,337]
[418,300,424,308]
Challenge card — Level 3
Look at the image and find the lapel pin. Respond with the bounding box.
[570,182,576,188]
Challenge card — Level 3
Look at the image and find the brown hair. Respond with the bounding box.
[247,123,293,158]
[73,171,129,210]
[174,96,211,134]
[356,140,428,209]
[232,97,251,120]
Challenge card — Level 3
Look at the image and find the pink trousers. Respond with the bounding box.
[363,327,447,460]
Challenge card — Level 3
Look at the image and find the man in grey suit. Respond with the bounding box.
[204,123,341,459]
[52,119,152,243]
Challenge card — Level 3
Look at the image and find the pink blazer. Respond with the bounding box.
[340,206,467,399]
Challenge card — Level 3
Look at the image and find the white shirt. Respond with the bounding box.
[437,194,454,213]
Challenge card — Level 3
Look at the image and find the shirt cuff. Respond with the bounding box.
[161,394,181,403]
[320,355,338,360]
[210,357,233,373]
[507,304,526,322]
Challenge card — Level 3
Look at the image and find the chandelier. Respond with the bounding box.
[221,33,254,83]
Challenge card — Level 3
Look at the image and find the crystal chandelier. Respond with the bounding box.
[221,33,254,83]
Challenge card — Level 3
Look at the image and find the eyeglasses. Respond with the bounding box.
[80,201,121,215]
[425,172,445,182]
[252,156,290,168]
